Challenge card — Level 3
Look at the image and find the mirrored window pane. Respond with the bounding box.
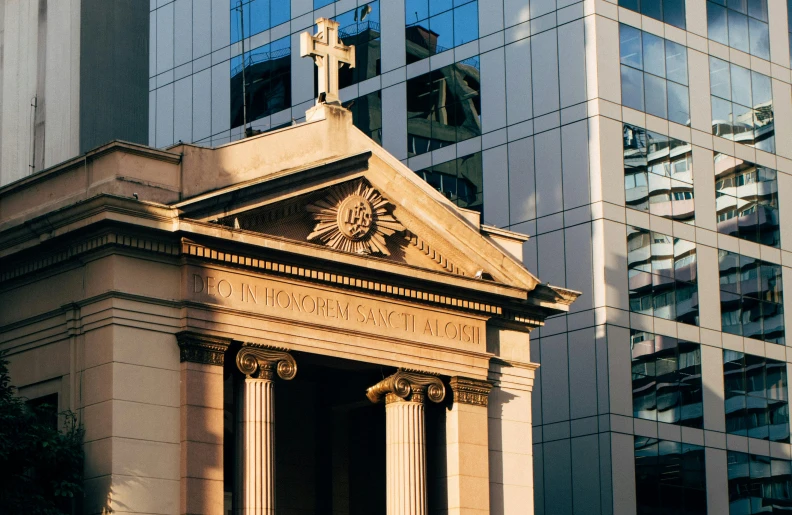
[642,32,665,78]
[622,65,645,112]
[620,24,643,69]
[708,2,729,45]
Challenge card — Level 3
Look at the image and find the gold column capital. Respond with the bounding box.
[449,377,493,407]
[236,343,297,381]
[367,369,445,405]
[176,331,232,366]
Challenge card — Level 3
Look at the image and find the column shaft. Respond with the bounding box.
[386,400,427,515]
[241,377,275,515]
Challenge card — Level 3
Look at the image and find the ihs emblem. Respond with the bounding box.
[307,181,404,255]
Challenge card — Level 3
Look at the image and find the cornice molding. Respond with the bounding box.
[366,369,446,405]
[176,331,232,366]
[449,376,493,407]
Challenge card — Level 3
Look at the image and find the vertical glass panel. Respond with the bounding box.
[749,0,768,22]
[641,0,663,20]
[728,10,750,53]
[620,24,643,69]
[751,71,772,108]
[667,82,690,126]
[644,73,668,119]
[663,0,686,29]
[429,10,454,52]
[272,1,289,26]
[407,0,430,22]
[712,96,733,139]
[429,0,453,16]
[643,32,666,78]
[665,40,688,85]
[710,57,731,99]
[707,2,729,46]
[621,65,645,112]
[453,1,478,47]
[248,1,270,36]
[730,64,752,107]
[748,18,770,60]
[728,0,747,15]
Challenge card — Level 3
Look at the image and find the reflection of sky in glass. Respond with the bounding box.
[405,0,478,53]
[230,0,291,44]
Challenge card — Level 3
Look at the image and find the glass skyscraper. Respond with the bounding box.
[145,0,792,513]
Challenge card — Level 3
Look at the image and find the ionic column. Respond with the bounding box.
[236,345,297,515]
[367,369,446,515]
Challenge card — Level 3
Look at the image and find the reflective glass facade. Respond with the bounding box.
[634,437,707,514]
[145,1,792,513]
[728,451,792,514]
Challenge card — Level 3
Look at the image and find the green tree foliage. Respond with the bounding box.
[0,350,84,514]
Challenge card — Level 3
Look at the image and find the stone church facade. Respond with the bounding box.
[0,103,577,514]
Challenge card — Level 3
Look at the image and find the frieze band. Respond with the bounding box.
[366,369,446,405]
[236,344,297,381]
[176,332,232,366]
[449,377,493,407]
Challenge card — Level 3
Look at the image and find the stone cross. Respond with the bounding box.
[300,18,356,105]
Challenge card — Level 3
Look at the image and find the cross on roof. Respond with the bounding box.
[300,18,356,105]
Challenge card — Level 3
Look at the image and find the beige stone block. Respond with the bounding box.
[685,0,707,37]
[718,233,741,253]
[629,312,653,333]
[618,7,641,28]
[654,318,677,339]
[766,342,786,362]
[83,325,115,369]
[83,438,112,480]
[83,363,113,407]
[700,328,722,348]
[181,365,224,408]
[115,362,180,407]
[492,388,532,423]
[625,208,649,229]
[687,32,708,53]
[745,337,765,357]
[182,477,225,515]
[114,437,180,480]
[691,129,713,150]
[83,400,113,442]
[750,56,771,76]
[181,405,224,444]
[622,107,646,128]
[82,475,113,515]
[113,325,180,370]
[760,246,782,265]
[697,245,723,332]
[649,214,672,235]
[110,474,179,515]
[713,136,735,157]
[672,221,695,242]
[755,149,777,170]
[645,114,668,135]
[668,121,690,143]
[494,419,532,455]
[677,322,700,343]
[499,484,534,515]
[768,0,791,67]
[695,227,718,248]
[489,449,532,487]
[729,48,751,68]
[603,202,625,223]
[734,142,756,164]
[113,400,179,443]
[181,441,223,481]
[722,332,744,352]
[689,50,713,134]
[738,240,761,260]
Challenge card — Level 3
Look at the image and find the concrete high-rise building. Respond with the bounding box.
[5,0,792,513]
[146,1,792,512]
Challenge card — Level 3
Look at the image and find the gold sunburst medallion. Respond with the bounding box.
[307,181,404,255]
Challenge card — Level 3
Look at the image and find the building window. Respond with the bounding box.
[343,91,382,145]
[618,0,686,29]
[406,60,481,157]
[714,153,780,248]
[335,2,381,89]
[719,251,785,344]
[624,124,694,224]
[628,227,699,325]
[635,437,707,514]
[405,0,479,64]
[631,331,703,428]
[707,0,769,60]
[724,351,789,442]
[314,0,334,9]
[710,57,774,153]
[230,0,290,44]
[414,152,482,213]
[728,451,792,514]
[230,36,291,129]
[620,24,690,125]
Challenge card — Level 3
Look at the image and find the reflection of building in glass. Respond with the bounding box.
[634,437,707,514]
[337,21,381,89]
[405,0,479,63]
[724,351,789,442]
[344,91,382,145]
[230,38,291,129]
[628,227,699,325]
[624,124,694,224]
[719,251,785,344]
[631,331,703,428]
[406,62,481,157]
[414,152,482,212]
[715,153,780,247]
[728,451,792,514]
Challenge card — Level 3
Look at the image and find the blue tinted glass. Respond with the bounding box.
[665,40,687,85]
[429,10,453,51]
[668,82,690,126]
[314,0,334,8]
[645,73,668,119]
[663,0,686,29]
[429,0,453,16]
[711,96,733,138]
[622,65,645,111]
[230,1,251,44]
[749,0,768,22]
[728,0,747,14]
[643,32,666,78]
[748,18,769,60]
[751,71,771,107]
[728,10,750,53]
[730,64,751,107]
[407,0,430,22]
[453,1,478,47]
[707,2,729,46]
[710,57,731,99]
[620,24,643,69]
[642,0,663,20]
[249,0,270,36]
[272,1,290,26]
[619,0,640,10]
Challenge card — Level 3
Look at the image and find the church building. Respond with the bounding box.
[0,18,578,515]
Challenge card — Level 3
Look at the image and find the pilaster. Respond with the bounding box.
[176,331,232,515]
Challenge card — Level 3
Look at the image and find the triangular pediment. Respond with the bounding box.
[170,104,579,315]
